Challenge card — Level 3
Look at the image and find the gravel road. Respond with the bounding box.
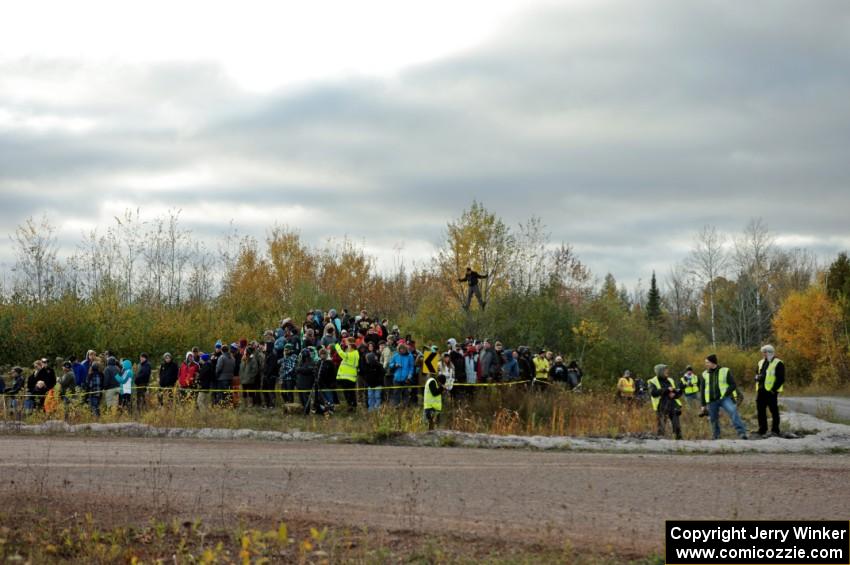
[2,435,849,555]
[783,396,850,421]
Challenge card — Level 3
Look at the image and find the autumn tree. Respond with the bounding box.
[435,201,515,310]
[774,286,849,385]
[267,226,318,311]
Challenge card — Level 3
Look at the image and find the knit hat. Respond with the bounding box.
[447,338,457,348]
[200,353,211,362]
[705,354,718,365]
[215,340,222,349]
[229,343,239,352]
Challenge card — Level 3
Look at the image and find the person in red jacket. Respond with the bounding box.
[178,351,199,401]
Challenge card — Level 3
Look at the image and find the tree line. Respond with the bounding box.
[2,202,846,387]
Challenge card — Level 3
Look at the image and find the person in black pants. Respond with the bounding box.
[457,267,488,310]
[755,344,785,437]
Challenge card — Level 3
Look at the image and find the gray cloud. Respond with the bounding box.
[1,0,849,286]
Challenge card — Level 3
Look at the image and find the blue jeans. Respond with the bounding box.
[367,387,382,411]
[707,396,747,439]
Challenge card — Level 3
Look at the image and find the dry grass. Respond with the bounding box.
[0,493,664,565]
[4,386,764,441]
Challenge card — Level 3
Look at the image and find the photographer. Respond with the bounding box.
[648,364,683,440]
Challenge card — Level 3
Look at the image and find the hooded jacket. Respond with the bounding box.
[117,359,134,394]
[240,352,260,387]
[159,359,179,387]
[103,357,122,390]
[215,352,236,383]
[178,359,199,388]
[390,349,415,383]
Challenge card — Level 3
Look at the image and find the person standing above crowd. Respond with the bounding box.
[458,266,488,310]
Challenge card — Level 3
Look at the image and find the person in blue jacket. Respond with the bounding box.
[389,342,415,406]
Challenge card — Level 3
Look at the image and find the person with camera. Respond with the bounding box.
[699,354,748,440]
[648,364,683,439]
[424,373,449,431]
[755,344,785,438]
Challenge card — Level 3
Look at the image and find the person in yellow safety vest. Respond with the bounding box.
[699,354,748,440]
[424,374,447,430]
[755,344,785,437]
[617,370,636,401]
[648,365,683,439]
[680,365,700,406]
[532,349,550,390]
[334,338,360,412]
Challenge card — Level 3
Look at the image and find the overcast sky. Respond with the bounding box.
[1,0,848,287]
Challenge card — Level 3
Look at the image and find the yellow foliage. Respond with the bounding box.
[774,285,849,384]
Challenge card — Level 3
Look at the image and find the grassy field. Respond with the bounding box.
[2,386,769,441]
